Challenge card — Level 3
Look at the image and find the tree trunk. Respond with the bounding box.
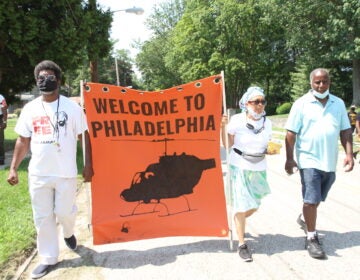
[90,60,98,82]
[89,0,98,83]
[353,59,360,106]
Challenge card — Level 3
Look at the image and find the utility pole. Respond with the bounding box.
[88,1,143,83]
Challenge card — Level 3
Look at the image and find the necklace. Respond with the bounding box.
[41,96,61,151]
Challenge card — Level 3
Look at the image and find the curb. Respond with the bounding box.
[11,249,37,280]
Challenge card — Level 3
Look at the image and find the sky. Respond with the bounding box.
[97,0,168,58]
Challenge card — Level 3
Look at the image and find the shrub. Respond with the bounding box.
[265,103,277,116]
[276,102,292,115]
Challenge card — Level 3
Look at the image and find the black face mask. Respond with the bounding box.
[37,77,58,93]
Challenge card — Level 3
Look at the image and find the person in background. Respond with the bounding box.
[0,93,8,165]
[356,110,360,138]
[354,111,360,161]
[222,86,273,262]
[348,105,357,133]
[7,60,93,279]
[285,68,353,259]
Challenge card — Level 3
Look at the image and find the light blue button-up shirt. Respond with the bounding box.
[285,91,350,172]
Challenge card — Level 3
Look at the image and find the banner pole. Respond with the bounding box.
[80,80,92,235]
[221,71,234,251]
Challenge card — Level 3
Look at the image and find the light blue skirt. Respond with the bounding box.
[229,165,270,213]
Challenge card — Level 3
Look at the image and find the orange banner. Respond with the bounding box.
[83,75,228,245]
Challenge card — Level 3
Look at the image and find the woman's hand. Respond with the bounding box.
[221,115,228,128]
[266,141,282,155]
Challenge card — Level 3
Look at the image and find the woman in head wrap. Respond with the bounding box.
[221,86,273,262]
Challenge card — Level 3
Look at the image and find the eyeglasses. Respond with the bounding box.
[247,99,267,106]
[246,116,266,134]
[37,74,56,81]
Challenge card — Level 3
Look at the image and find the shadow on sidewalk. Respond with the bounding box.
[52,229,360,272]
[55,239,231,270]
[248,230,360,257]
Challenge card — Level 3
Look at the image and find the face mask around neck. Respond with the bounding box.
[312,89,329,99]
[246,107,266,120]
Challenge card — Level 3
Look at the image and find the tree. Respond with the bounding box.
[66,48,137,95]
[135,0,185,90]
[282,0,360,105]
[100,49,135,87]
[86,0,112,82]
[165,0,218,83]
[0,0,112,99]
[137,0,359,110]
[136,36,183,90]
[165,0,294,108]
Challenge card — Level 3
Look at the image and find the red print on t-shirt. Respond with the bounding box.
[33,116,52,135]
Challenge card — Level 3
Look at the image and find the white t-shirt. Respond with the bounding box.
[15,95,88,177]
[227,112,272,171]
[0,94,6,115]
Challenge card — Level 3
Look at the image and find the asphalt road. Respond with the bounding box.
[11,146,360,280]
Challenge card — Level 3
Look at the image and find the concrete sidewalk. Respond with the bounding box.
[14,147,360,279]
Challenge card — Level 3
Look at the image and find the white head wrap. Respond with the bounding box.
[239,86,265,111]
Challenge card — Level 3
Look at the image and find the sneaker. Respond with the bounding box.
[305,235,326,259]
[297,214,307,233]
[31,263,51,279]
[64,234,77,250]
[238,244,253,262]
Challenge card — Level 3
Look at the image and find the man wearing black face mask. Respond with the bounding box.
[7,60,94,279]
[36,72,58,93]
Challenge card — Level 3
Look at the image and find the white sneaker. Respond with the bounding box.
[31,263,51,279]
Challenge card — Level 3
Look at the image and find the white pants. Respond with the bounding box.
[29,175,78,265]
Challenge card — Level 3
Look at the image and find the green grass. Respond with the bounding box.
[0,118,85,278]
[0,159,35,271]
[0,118,35,276]
[4,118,18,152]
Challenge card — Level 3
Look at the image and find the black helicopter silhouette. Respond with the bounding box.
[120,138,216,216]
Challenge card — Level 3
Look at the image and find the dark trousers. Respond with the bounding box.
[0,115,4,162]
